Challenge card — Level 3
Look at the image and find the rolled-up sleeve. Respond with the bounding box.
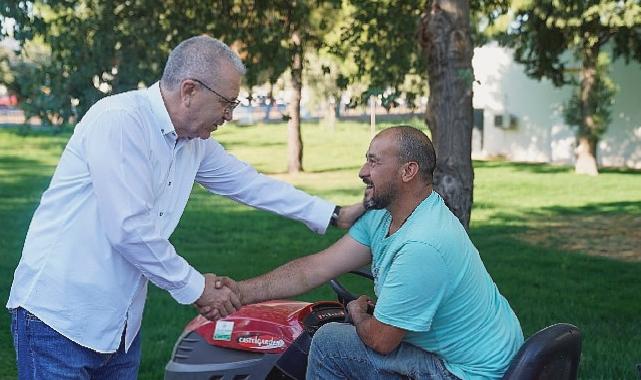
[84,110,204,304]
[195,140,334,234]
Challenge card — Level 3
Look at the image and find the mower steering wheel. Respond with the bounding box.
[329,267,374,307]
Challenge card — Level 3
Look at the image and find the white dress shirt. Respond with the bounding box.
[7,82,334,353]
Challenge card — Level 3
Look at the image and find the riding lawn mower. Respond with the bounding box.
[164,270,372,380]
[164,269,582,380]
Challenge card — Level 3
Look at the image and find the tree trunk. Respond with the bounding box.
[418,0,474,230]
[370,96,376,138]
[264,82,274,121]
[575,136,598,176]
[576,48,599,176]
[324,96,336,130]
[287,30,304,174]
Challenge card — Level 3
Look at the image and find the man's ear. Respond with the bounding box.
[180,80,197,107]
[400,161,419,183]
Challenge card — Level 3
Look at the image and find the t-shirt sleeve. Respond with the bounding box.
[373,242,449,332]
[347,211,374,247]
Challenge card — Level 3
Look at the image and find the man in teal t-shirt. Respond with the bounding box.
[348,191,523,379]
[209,126,523,379]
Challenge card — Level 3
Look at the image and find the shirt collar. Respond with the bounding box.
[147,81,176,137]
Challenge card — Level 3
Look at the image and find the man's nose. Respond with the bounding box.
[358,163,368,179]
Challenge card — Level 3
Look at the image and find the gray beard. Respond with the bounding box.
[363,197,377,210]
[363,187,394,210]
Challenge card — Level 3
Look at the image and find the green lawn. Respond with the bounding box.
[1,120,640,379]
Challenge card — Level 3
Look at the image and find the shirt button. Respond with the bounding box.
[159,212,163,216]
[161,129,165,133]
[168,181,171,186]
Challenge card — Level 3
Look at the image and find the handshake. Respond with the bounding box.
[194,273,242,321]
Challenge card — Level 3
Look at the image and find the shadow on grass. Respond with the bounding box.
[0,154,59,380]
[250,166,363,176]
[3,183,638,379]
[470,205,641,379]
[475,160,641,176]
[3,147,639,379]
[474,160,573,174]
[0,154,54,196]
[159,194,641,379]
[0,154,55,173]
[0,124,73,137]
[306,165,363,174]
[479,200,641,262]
[0,154,55,265]
[220,140,285,150]
[294,187,362,200]
[545,201,641,214]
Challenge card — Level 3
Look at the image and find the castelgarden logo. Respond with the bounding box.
[237,335,285,350]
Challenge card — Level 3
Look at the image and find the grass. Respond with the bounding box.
[1,119,640,379]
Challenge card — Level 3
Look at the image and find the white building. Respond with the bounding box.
[472,42,641,169]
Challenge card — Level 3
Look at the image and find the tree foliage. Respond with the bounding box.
[333,0,426,106]
[336,0,507,228]
[495,0,641,174]
[224,0,341,173]
[563,53,617,142]
[1,0,244,124]
[3,0,523,219]
[498,0,641,84]
[1,0,343,172]
[334,0,508,108]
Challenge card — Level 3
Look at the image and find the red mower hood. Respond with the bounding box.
[185,300,313,354]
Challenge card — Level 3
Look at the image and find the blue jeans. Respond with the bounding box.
[307,323,460,380]
[10,307,141,380]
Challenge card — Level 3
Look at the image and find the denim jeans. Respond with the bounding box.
[307,322,460,380]
[10,307,141,380]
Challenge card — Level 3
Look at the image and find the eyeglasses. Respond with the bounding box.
[189,78,241,113]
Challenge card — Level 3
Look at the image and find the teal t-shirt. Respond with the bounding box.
[349,192,524,380]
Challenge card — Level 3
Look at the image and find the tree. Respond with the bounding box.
[337,0,506,229]
[0,45,15,88]
[1,0,239,125]
[495,0,641,175]
[222,1,341,173]
[302,52,345,128]
[2,38,66,126]
[418,0,475,228]
[2,0,181,124]
[563,52,617,173]
[3,1,344,173]
[335,2,426,110]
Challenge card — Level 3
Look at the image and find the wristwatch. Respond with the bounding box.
[329,205,342,227]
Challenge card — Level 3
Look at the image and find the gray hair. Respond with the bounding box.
[387,126,437,184]
[161,35,246,91]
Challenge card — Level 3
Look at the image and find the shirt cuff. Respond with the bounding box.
[305,198,335,234]
[169,268,205,305]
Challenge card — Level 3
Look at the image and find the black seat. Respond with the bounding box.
[502,323,581,380]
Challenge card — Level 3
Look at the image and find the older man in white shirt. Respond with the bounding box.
[7,35,362,380]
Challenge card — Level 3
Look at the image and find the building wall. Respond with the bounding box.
[472,43,641,169]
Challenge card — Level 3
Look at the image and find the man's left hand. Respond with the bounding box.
[347,295,405,355]
[335,203,366,229]
[346,295,374,323]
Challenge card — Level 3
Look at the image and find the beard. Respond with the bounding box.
[363,181,396,210]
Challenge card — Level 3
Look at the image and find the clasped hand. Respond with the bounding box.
[346,295,375,322]
[194,273,241,321]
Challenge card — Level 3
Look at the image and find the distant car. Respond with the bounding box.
[234,104,289,125]
[0,95,18,107]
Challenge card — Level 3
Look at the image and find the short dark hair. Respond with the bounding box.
[390,125,437,184]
